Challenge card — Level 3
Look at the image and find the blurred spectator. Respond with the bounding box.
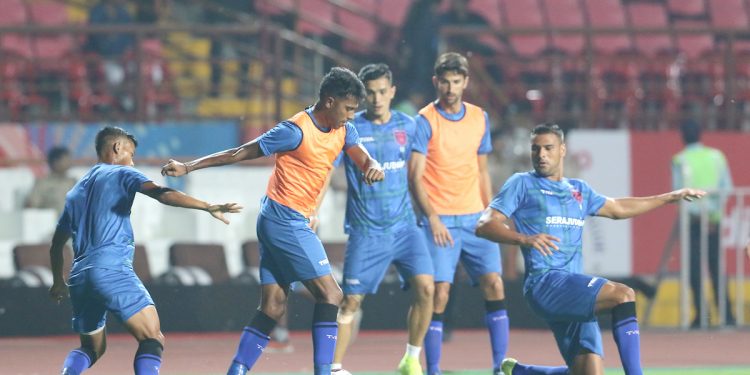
[393,91,427,117]
[440,0,495,56]
[672,119,735,328]
[25,146,76,215]
[134,0,165,24]
[401,0,442,100]
[206,0,255,98]
[85,0,136,110]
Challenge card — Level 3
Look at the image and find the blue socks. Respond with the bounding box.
[485,300,509,370]
[134,338,163,375]
[512,362,569,374]
[424,313,444,375]
[61,348,93,375]
[612,302,643,375]
[228,311,276,374]
[312,303,338,375]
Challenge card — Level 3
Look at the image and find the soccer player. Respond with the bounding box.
[330,63,435,375]
[49,126,241,375]
[160,67,384,375]
[476,123,705,375]
[409,52,508,375]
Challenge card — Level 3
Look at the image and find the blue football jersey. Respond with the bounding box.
[489,172,607,279]
[58,164,151,275]
[339,110,417,233]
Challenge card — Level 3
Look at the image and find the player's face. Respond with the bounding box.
[326,95,360,129]
[364,76,396,120]
[531,133,565,178]
[434,71,468,107]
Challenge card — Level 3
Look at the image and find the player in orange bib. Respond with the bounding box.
[161,67,384,375]
[408,52,508,375]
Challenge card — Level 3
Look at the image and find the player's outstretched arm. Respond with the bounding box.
[161,140,264,177]
[408,151,454,247]
[346,144,384,185]
[596,188,706,220]
[476,208,559,256]
[140,182,242,224]
[48,226,71,304]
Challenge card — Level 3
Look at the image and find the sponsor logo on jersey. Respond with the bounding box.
[540,189,556,196]
[360,136,375,143]
[382,160,406,171]
[345,278,361,285]
[546,216,585,227]
[318,258,329,266]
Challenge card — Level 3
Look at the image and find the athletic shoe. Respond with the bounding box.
[398,354,423,375]
[501,358,518,375]
[331,368,353,375]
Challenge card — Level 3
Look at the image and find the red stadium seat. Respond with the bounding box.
[583,0,633,54]
[337,7,379,55]
[667,0,708,18]
[709,0,749,28]
[500,0,549,57]
[255,0,295,16]
[542,0,586,55]
[674,20,715,59]
[626,2,674,56]
[134,245,152,284]
[378,0,411,28]
[28,0,75,74]
[13,243,73,283]
[297,0,336,37]
[469,0,503,29]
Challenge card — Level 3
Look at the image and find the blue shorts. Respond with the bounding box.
[526,270,608,366]
[257,213,332,286]
[422,213,501,285]
[68,267,154,334]
[343,225,433,294]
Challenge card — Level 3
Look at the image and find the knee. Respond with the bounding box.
[434,283,450,304]
[481,275,505,296]
[616,285,636,304]
[415,280,435,302]
[261,301,287,321]
[340,295,363,314]
[315,286,343,306]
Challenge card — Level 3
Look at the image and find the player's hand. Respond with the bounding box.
[521,233,560,256]
[429,215,454,247]
[206,203,243,224]
[669,188,707,203]
[161,159,189,177]
[308,215,320,232]
[362,164,384,185]
[49,282,67,304]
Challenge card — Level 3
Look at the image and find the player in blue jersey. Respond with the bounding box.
[48,126,241,375]
[475,124,705,375]
[329,63,435,375]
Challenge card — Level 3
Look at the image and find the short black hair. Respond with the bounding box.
[46,146,70,167]
[434,52,469,77]
[680,119,701,144]
[358,63,392,84]
[319,67,366,100]
[95,126,138,156]
[531,123,565,143]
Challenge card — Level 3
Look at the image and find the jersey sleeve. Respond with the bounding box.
[333,151,345,168]
[412,114,432,155]
[489,173,525,218]
[122,167,152,194]
[56,205,72,234]
[581,180,607,216]
[478,111,493,154]
[257,121,303,156]
[343,122,360,150]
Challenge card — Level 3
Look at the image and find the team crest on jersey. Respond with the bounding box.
[571,189,582,203]
[393,129,408,146]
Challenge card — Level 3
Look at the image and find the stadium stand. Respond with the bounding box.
[166,243,231,285]
[10,243,72,287]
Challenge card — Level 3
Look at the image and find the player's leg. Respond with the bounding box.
[688,218,703,327]
[227,283,289,375]
[707,224,735,324]
[332,294,364,372]
[595,280,642,375]
[123,305,164,375]
[462,220,508,373]
[392,225,435,374]
[62,270,108,375]
[422,225,462,375]
[302,274,344,375]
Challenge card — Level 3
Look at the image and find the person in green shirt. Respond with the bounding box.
[672,119,735,328]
